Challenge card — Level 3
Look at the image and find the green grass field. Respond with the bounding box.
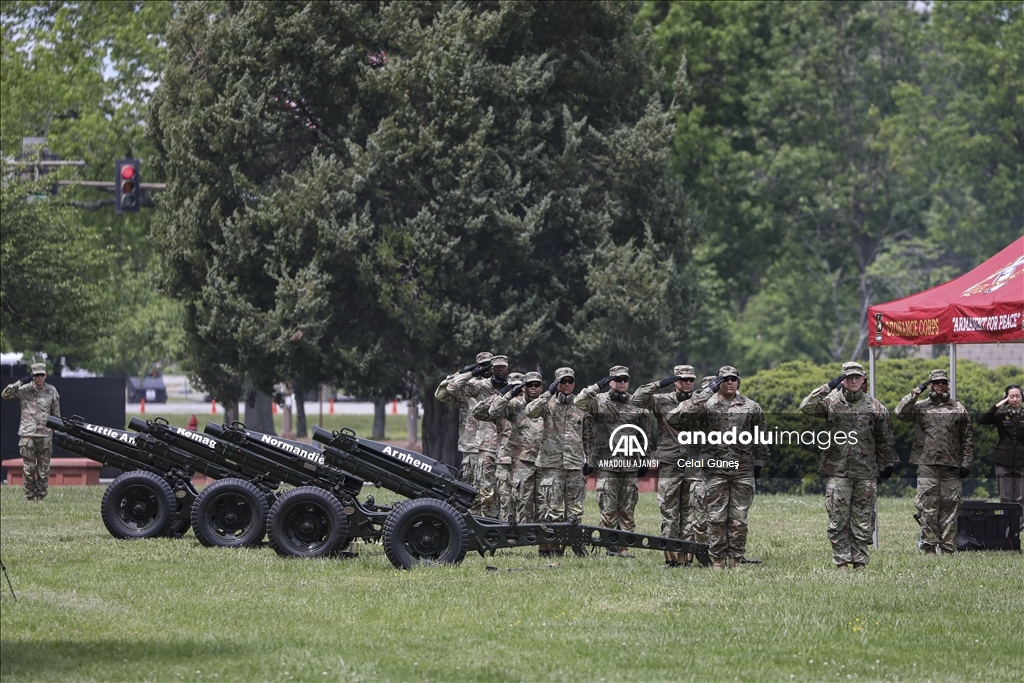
[1,487,1021,682]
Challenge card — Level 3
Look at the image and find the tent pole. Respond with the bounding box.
[870,345,879,549]
[950,343,957,401]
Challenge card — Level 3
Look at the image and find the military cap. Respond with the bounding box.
[554,367,575,382]
[608,365,630,378]
[674,364,697,380]
[490,355,509,367]
[928,369,950,382]
[475,351,493,363]
[841,362,866,377]
[717,366,740,379]
[523,371,543,383]
[30,363,47,376]
[507,372,524,384]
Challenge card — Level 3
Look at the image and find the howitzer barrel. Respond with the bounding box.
[47,415,175,475]
[203,422,361,494]
[312,427,476,510]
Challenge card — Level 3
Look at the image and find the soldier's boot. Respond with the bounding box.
[836,563,849,570]
[617,546,634,558]
[538,544,551,558]
[852,563,866,570]
[939,548,955,556]
[662,551,679,567]
[921,545,937,555]
[683,552,694,566]
[711,558,727,571]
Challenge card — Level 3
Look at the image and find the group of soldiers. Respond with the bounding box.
[436,354,982,570]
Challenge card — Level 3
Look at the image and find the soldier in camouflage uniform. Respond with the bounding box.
[2,363,61,501]
[474,372,523,521]
[895,369,974,555]
[448,355,509,518]
[482,371,545,523]
[799,361,897,569]
[632,364,706,567]
[669,366,769,569]
[576,365,649,556]
[435,351,493,489]
[526,367,586,556]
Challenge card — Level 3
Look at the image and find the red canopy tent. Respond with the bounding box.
[867,236,1024,399]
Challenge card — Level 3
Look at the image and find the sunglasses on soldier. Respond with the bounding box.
[611,376,629,383]
[559,377,575,385]
[525,382,543,388]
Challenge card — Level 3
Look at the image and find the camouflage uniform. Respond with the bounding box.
[449,355,509,519]
[2,363,61,501]
[978,398,1024,506]
[631,365,707,545]
[669,366,769,568]
[474,372,523,522]
[575,365,649,536]
[526,367,587,523]
[486,371,545,522]
[434,351,493,489]
[799,361,897,567]
[895,369,974,554]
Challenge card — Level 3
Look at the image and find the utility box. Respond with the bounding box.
[957,500,1022,551]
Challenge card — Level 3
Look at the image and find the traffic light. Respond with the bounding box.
[115,159,141,213]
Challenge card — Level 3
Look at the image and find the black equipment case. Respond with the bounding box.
[957,499,1022,551]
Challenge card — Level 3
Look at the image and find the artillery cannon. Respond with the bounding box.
[311,427,712,569]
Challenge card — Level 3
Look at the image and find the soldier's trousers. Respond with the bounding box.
[20,436,52,498]
[460,450,479,487]
[656,463,706,542]
[994,465,1024,507]
[496,462,513,522]
[470,449,498,519]
[512,460,539,523]
[824,476,876,566]
[596,471,638,531]
[705,472,755,562]
[915,464,962,553]
[537,467,586,523]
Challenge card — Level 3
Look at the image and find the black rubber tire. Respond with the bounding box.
[267,487,349,558]
[382,498,469,569]
[191,478,269,548]
[101,471,176,539]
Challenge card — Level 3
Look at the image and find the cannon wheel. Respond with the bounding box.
[101,471,176,539]
[382,499,469,569]
[267,486,348,558]
[191,478,268,548]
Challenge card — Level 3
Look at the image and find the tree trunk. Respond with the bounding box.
[246,391,277,435]
[372,397,387,440]
[224,399,240,425]
[407,400,419,448]
[421,394,459,468]
[293,381,307,438]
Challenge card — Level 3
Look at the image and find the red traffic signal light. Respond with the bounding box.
[115,159,141,213]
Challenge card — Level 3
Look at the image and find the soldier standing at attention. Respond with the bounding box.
[895,369,974,555]
[435,351,493,488]
[671,366,769,569]
[799,362,897,570]
[473,372,523,521]
[3,363,61,501]
[977,384,1023,506]
[575,365,648,557]
[449,355,510,518]
[483,371,545,523]
[526,367,586,557]
[632,364,705,567]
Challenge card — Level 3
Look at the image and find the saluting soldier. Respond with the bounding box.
[799,361,897,570]
[448,354,510,518]
[435,351,493,488]
[575,365,648,557]
[670,366,769,569]
[526,367,586,557]
[484,371,545,523]
[2,363,61,501]
[895,369,973,555]
[632,364,706,567]
[474,372,523,521]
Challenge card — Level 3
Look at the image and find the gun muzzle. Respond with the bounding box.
[128,417,150,432]
[204,422,226,438]
[46,415,66,431]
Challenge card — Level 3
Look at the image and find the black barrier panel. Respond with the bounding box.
[1,376,126,480]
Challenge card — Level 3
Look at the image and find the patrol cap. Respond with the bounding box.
[841,362,866,377]
[674,365,697,380]
[717,366,740,380]
[475,351,493,363]
[30,363,47,376]
[555,367,575,382]
[507,372,524,384]
[490,355,509,367]
[523,371,543,383]
[608,365,629,379]
[928,369,950,382]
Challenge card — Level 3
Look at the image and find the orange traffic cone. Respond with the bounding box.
[329,397,335,415]
[391,399,397,415]
[272,402,278,415]
[140,398,146,414]
[211,399,217,414]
